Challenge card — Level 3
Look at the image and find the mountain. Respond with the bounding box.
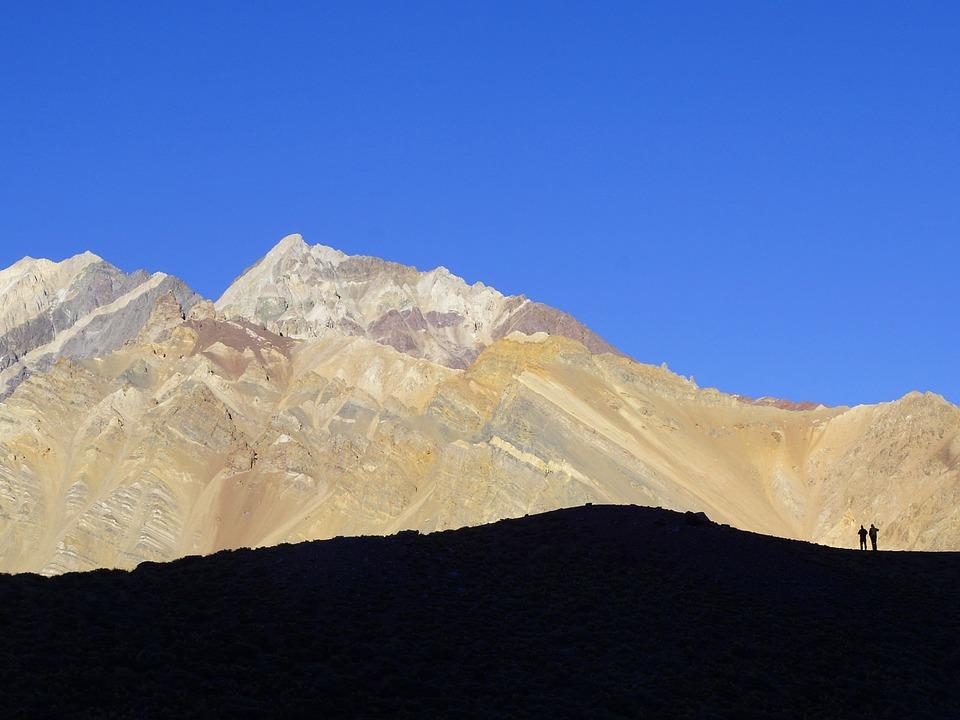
[216,233,619,368]
[0,295,958,574]
[0,251,201,399]
[1,505,957,718]
[0,235,958,574]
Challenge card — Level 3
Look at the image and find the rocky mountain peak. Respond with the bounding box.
[216,234,619,368]
[0,252,201,399]
[271,232,308,253]
[261,233,346,267]
[0,239,957,577]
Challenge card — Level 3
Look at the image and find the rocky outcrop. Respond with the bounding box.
[0,254,146,374]
[216,234,619,368]
[492,300,620,355]
[0,253,201,398]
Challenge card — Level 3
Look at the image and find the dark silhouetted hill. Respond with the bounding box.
[1,505,958,718]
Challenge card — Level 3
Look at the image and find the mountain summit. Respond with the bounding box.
[0,236,957,574]
[216,233,619,368]
[0,251,200,399]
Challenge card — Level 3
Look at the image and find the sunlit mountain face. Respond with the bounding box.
[1,236,958,574]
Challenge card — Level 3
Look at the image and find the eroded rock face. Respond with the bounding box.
[0,312,958,575]
[0,253,201,398]
[0,238,958,575]
[0,254,142,375]
[216,234,618,368]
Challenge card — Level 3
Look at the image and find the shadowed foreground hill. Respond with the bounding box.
[1,505,958,718]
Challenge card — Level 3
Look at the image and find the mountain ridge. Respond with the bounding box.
[216,233,621,368]
[0,236,956,574]
[0,251,201,399]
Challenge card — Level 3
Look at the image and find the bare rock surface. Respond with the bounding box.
[0,240,958,575]
[216,233,619,367]
[0,311,957,574]
[0,253,200,399]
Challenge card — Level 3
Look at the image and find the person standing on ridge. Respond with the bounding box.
[858,525,868,550]
[869,524,879,551]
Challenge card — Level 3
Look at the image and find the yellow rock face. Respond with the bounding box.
[0,307,957,575]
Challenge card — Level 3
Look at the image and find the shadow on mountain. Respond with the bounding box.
[1,505,958,718]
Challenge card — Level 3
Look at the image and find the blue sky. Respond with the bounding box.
[1,3,957,406]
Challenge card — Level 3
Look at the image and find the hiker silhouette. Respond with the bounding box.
[858,525,868,551]
[869,524,879,551]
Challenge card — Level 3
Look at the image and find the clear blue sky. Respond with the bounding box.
[1,3,957,406]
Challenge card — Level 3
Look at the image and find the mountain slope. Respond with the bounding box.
[0,252,201,399]
[0,238,958,575]
[1,505,957,718]
[1,292,958,574]
[216,234,619,368]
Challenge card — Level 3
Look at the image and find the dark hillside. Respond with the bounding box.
[1,505,958,718]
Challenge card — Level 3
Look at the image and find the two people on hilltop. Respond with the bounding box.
[858,524,879,551]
